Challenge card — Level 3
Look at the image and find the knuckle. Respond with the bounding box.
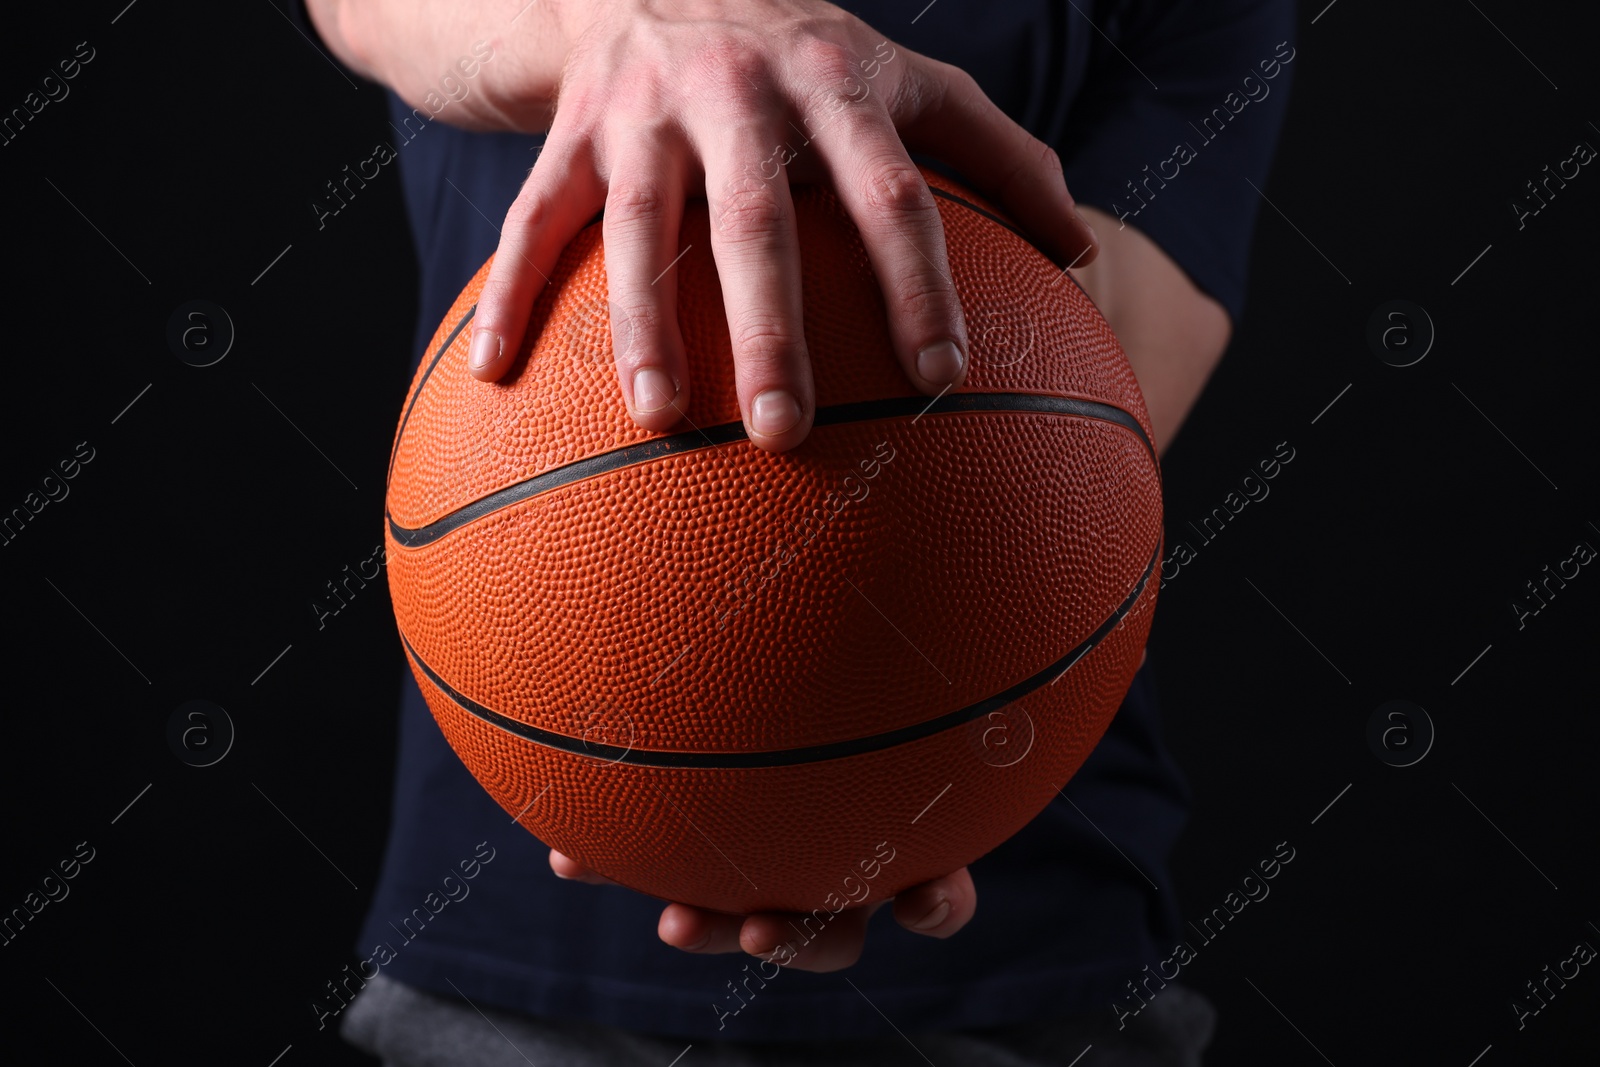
[612,298,660,332]
[890,271,957,321]
[803,73,872,125]
[862,161,935,217]
[715,179,787,238]
[610,299,663,346]
[940,62,978,104]
[553,84,602,129]
[607,71,666,120]
[729,316,803,363]
[873,53,929,117]
[1033,138,1065,181]
[691,39,769,97]
[896,58,963,123]
[503,191,552,233]
[796,37,857,87]
[713,164,768,213]
[607,180,669,224]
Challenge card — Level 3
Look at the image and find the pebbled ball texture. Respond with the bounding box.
[385,168,1162,915]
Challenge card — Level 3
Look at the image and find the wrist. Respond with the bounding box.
[456,0,607,133]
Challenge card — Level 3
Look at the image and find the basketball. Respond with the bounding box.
[383,167,1162,915]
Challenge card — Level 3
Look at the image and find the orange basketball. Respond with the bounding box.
[384,168,1161,915]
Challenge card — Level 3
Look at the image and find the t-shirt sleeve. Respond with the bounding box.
[1057,0,1297,323]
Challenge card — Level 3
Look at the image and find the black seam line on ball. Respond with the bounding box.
[387,304,478,488]
[399,540,1157,769]
[928,187,1025,244]
[386,393,1153,548]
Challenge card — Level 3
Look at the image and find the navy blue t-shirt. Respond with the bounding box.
[333,0,1295,1042]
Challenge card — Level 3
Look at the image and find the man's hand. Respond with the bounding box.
[312,0,1098,451]
[549,849,976,971]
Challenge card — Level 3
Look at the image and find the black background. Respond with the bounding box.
[2,1,1596,1064]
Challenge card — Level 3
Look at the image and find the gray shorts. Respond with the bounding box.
[341,973,1216,1067]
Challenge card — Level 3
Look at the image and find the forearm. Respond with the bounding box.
[1072,206,1231,457]
[304,0,578,131]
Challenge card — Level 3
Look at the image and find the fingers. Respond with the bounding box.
[658,903,746,954]
[601,134,692,430]
[547,849,619,886]
[705,122,815,452]
[469,138,604,382]
[902,60,1099,271]
[656,901,876,972]
[655,899,884,973]
[891,866,976,939]
[814,105,968,395]
[737,903,884,973]
[653,868,975,971]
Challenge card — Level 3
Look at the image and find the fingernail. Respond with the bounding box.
[686,932,711,951]
[468,328,502,371]
[632,367,677,414]
[916,340,964,386]
[910,898,951,931]
[750,389,801,437]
